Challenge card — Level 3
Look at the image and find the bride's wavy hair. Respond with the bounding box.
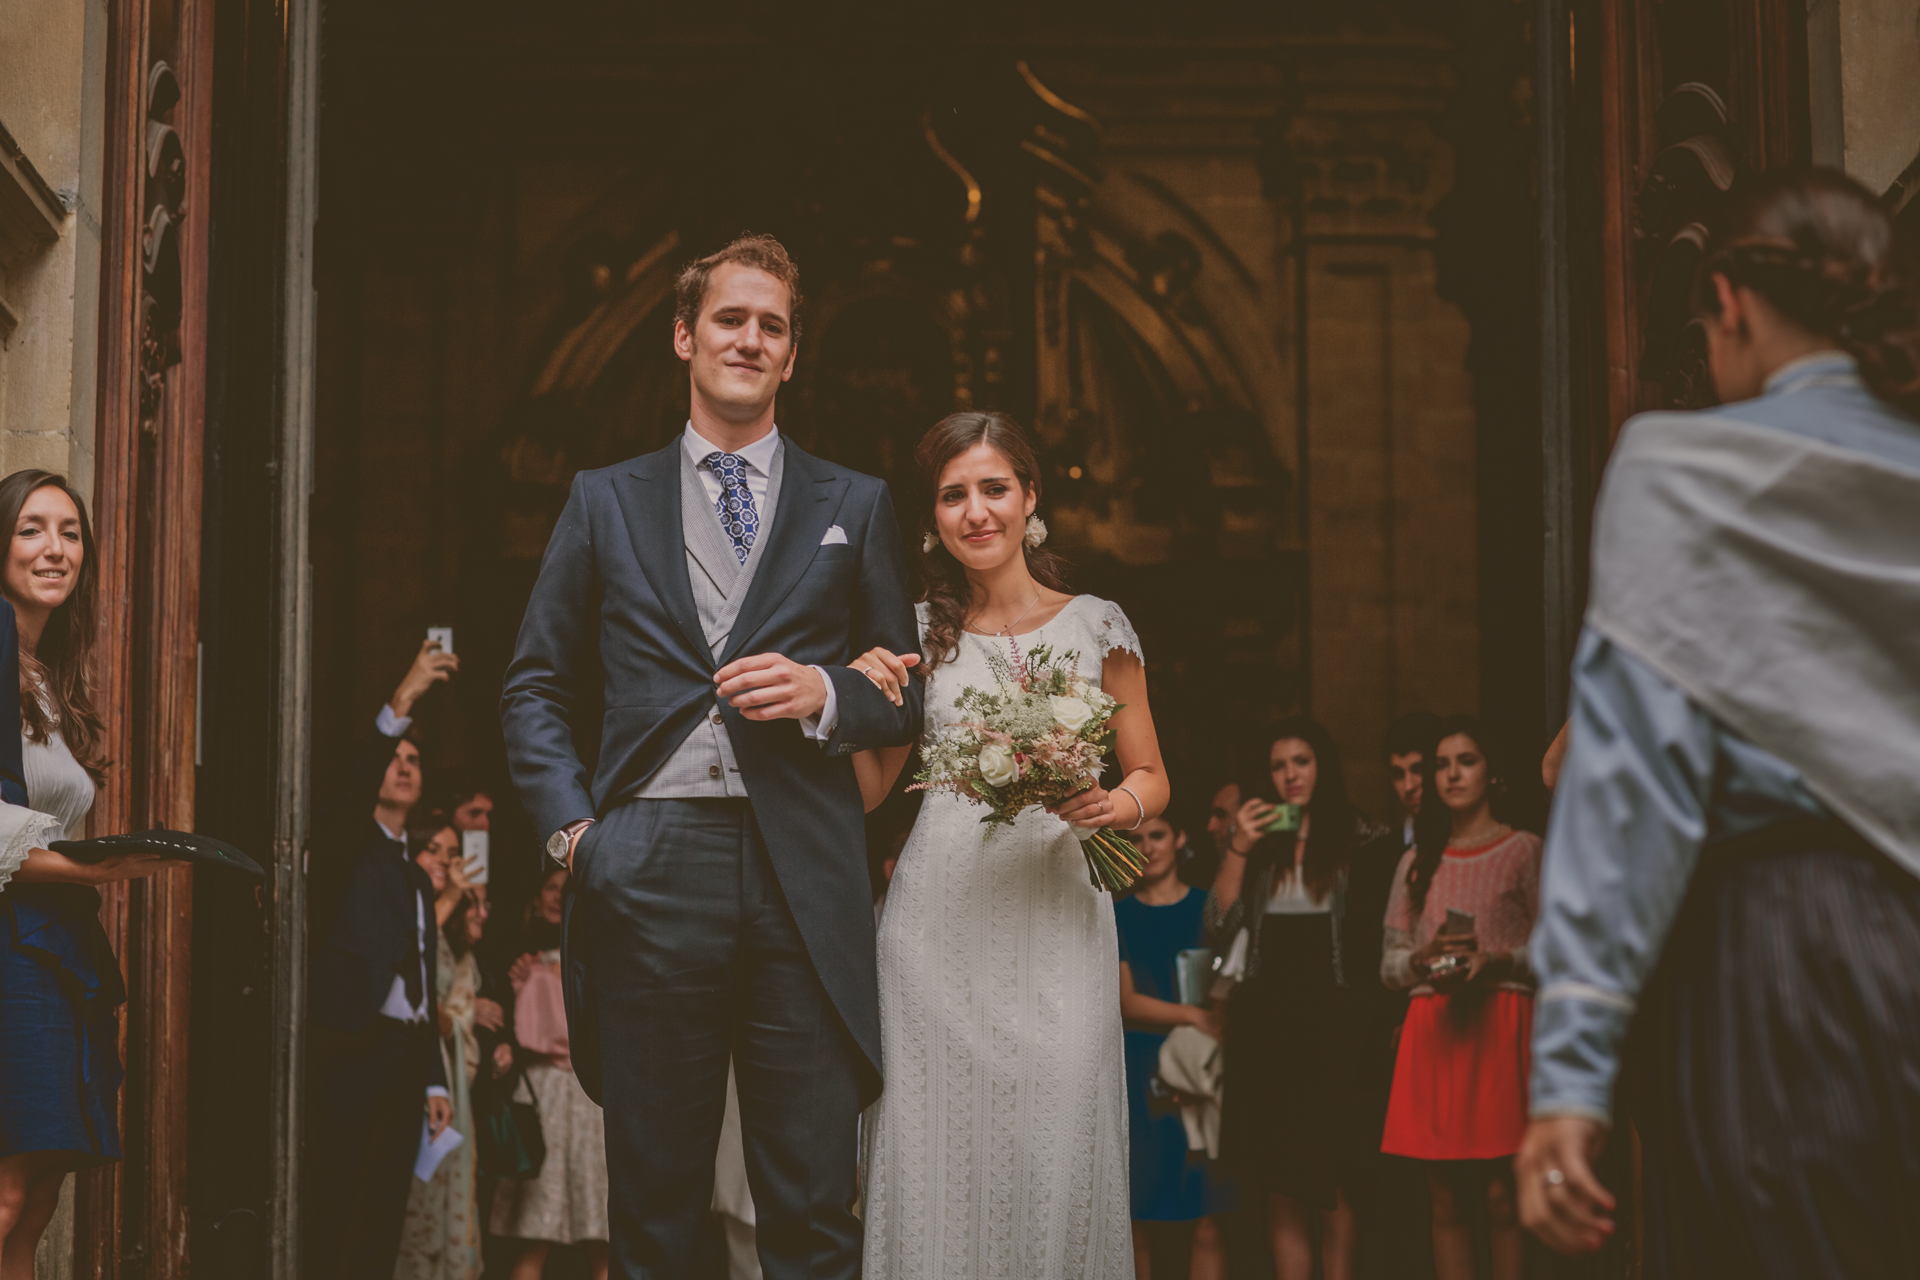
[0,470,107,784]
[1694,168,1920,417]
[913,412,1070,672]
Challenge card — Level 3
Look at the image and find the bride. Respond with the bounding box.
[850,411,1168,1279]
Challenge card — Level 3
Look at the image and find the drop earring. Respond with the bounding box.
[923,531,939,554]
[1023,515,1048,549]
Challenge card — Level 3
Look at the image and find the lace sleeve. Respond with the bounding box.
[1090,598,1143,663]
[0,806,65,893]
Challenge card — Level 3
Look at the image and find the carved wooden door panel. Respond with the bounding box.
[1596,0,1811,432]
[78,0,210,1273]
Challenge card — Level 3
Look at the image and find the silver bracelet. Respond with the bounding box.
[1115,784,1146,831]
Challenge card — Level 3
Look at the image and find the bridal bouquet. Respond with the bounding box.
[912,640,1148,893]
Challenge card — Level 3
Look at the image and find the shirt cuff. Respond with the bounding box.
[426,1086,449,1100]
[799,665,839,743]
[1529,987,1636,1123]
[377,704,412,737]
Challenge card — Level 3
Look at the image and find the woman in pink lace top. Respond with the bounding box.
[1379,717,1541,1280]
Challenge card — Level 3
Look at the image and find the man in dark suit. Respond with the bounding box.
[303,639,459,1280]
[1348,710,1443,1280]
[503,233,923,1280]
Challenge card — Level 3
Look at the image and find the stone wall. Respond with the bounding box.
[0,0,107,496]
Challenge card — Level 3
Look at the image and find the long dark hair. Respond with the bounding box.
[913,412,1071,672]
[443,892,477,959]
[1406,715,1507,913]
[1696,168,1920,417]
[1243,714,1355,902]
[0,471,106,783]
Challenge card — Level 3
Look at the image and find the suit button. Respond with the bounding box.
[708,765,722,779]
[712,713,723,724]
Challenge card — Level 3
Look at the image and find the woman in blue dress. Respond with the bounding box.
[0,472,177,1267]
[1117,813,1233,1280]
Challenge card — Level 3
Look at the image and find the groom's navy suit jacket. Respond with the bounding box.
[502,438,923,1103]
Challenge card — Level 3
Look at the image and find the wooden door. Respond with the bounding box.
[74,0,212,1272]
[1593,0,1811,434]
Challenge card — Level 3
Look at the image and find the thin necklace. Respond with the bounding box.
[966,586,1043,637]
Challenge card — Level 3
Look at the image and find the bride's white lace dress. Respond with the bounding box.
[862,594,1136,1280]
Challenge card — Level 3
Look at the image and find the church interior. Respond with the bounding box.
[303,0,1544,889]
[197,3,1557,1272]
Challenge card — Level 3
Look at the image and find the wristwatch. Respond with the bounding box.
[547,820,590,866]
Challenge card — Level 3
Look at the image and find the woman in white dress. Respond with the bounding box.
[851,412,1169,1280]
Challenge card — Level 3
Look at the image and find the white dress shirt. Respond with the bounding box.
[681,423,839,740]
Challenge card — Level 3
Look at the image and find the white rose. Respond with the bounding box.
[1069,677,1091,699]
[1050,695,1094,732]
[978,743,1019,788]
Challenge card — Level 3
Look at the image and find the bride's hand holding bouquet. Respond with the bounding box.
[909,639,1149,892]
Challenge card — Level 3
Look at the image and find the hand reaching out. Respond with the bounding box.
[391,637,459,719]
[474,997,504,1033]
[1518,1116,1616,1254]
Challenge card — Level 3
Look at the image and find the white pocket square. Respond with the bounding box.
[821,525,849,546]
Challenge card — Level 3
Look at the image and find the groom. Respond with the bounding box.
[502,233,923,1279]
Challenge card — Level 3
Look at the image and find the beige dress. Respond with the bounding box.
[394,934,482,1280]
[489,954,609,1244]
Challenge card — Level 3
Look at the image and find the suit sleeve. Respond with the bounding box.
[822,482,924,757]
[0,602,25,807]
[501,473,604,838]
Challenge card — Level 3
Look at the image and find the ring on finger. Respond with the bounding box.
[1543,1169,1566,1189]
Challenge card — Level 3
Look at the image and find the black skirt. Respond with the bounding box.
[1634,820,1920,1280]
[1219,913,1364,1209]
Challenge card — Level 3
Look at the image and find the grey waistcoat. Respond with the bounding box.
[631,440,785,800]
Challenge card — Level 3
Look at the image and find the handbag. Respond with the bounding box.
[475,1065,546,1181]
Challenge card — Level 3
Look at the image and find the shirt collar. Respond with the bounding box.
[1763,350,1860,397]
[683,422,780,476]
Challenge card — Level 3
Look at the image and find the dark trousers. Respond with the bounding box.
[1638,823,1920,1280]
[573,797,863,1280]
[302,1015,436,1280]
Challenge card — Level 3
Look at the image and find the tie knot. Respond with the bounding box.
[703,451,748,481]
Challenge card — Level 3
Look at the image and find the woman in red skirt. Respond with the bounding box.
[1379,717,1540,1280]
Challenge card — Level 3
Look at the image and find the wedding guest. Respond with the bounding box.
[1383,713,1441,851]
[1206,717,1382,1280]
[1343,717,1438,1280]
[1118,814,1232,1280]
[411,813,475,928]
[492,867,609,1280]
[1519,170,1920,1275]
[0,472,181,1268]
[305,640,459,1280]
[395,887,488,1280]
[1200,782,1240,884]
[1380,717,1540,1280]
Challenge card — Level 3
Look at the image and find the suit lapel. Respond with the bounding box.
[721,443,848,666]
[613,445,709,666]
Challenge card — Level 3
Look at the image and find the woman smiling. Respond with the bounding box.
[0,471,184,1270]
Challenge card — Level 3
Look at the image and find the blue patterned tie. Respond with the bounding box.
[703,451,759,564]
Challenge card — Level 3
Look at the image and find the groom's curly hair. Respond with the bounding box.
[674,232,804,343]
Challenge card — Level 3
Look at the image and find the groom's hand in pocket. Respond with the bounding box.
[716,653,828,721]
